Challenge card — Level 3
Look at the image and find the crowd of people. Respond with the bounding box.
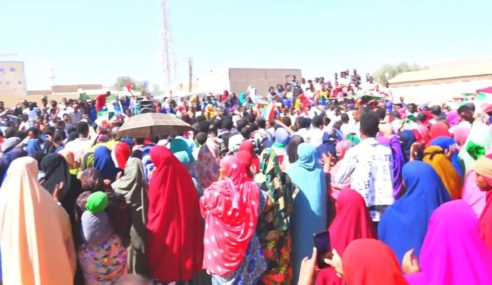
[0,72,492,285]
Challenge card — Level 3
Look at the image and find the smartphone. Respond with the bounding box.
[313,231,332,269]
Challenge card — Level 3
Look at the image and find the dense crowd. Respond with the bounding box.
[1,72,492,285]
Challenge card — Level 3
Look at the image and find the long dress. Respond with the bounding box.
[286,143,327,284]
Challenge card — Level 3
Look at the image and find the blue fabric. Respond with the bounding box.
[26,138,42,157]
[378,161,451,265]
[274,128,290,145]
[286,143,327,284]
[400,130,416,162]
[94,146,118,181]
[431,136,464,178]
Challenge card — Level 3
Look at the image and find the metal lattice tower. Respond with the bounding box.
[161,0,173,94]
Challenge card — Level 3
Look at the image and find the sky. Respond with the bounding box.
[1,0,491,90]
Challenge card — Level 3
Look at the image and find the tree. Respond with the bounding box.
[113,76,146,92]
[373,63,423,85]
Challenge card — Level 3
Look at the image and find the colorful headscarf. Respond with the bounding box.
[423,146,463,199]
[94,146,118,182]
[459,123,492,173]
[476,154,492,250]
[431,136,464,178]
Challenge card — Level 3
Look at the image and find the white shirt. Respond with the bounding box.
[340,123,357,137]
[334,138,394,221]
[61,137,93,163]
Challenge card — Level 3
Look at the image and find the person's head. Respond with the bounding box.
[256,118,266,129]
[195,132,208,145]
[430,105,442,117]
[458,104,474,123]
[77,121,90,138]
[281,116,291,128]
[222,117,233,131]
[312,115,324,129]
[4,127,16,138]
[80,168,103,192]
[240,126,252,140]
[235,119,248,132]
[375,107,386,121]
[340,113,350,124]
[28,127,40,139]
[359,111,379,138]
[474,153,492,191]
[392,110,401,120]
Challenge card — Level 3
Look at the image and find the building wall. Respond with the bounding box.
[0,61,27,96]
[229,68,302,94]
[391,75,492,104]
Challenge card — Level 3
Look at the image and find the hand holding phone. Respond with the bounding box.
[314,231,332,269]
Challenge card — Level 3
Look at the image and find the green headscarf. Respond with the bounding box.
[86,191,108,214]
[459,123,492,172]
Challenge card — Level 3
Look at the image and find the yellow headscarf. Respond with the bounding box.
[423,146,463,199]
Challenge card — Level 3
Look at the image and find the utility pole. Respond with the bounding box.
[161,0,173,95]
[188,58,193,92]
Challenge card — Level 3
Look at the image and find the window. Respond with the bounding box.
[9,67,15,72]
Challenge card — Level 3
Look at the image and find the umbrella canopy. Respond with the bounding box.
[116,112,193,139]
[477,86,492,94]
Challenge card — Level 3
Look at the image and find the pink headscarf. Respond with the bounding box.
[453,126,471,148]
[336,140,352,160]
[462,171,486,216]
[405,200,492,285]
[446,111,460,127]
[200,155,260,276]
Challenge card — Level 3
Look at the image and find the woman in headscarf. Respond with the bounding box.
[428,122,451,141]
[473,153,492,249]
[147,146,204,283]
[377,135,405,199]
[284,134,304,169]
[422,146,462,199]
[324,239,408,285]
[201,154,267,285]
[431,136,464,178]
[399,130,416,162]
[112,142,131,169]
[272,128,290,164]
[447,110,460,128]
[77,191,129,284]
[40,153,83,217]
[238,140,260,173]
[256,148,297,285]
[453,125,470,149]
[0,157,76,284]
[459,123,492,215]
[378,161,450,265]
[459,122,492,173]
[330,140,353,197]
[112,157,149,276]
[94,145,119,182]
[404,200,492,285]
[191,136,220,192]
[287,143,327,284]
[316,190,375,285]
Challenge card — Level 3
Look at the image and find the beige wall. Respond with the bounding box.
[0,61,27,96]
[229,68,302,94]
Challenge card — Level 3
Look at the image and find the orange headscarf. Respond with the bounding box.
[423,146,462,199]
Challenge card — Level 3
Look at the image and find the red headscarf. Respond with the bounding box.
[146,146,204,282]
[200,155,260,276]
[429,122,452,140]
[316,190,376,285]
[113,142,131,169]
[342,239,408,285]
[238,141,260,173]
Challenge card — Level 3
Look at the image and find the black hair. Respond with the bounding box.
[236,119,248,132]
[77,121,89,137]
[4,127,16,138]
[256,118,266,129]
[222,117,233,130]
[416,113,428,123]
[457,104,472,114]
[240,126,252,139]
[281,116,292,128]
[375,107,386,120]
[360,111,380,137]
[430,105,441,116]
[340,113,350,123]
[196,132,208,145]
[312,115,324,128]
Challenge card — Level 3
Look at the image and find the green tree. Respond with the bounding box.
[113,76,146,92]
[373,63,423,85]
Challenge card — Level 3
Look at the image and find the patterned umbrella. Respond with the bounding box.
[116,112,193,139]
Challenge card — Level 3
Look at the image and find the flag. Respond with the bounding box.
[126,83,133,92]
[261,102,276,121]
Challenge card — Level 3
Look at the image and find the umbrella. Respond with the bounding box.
[116,112,193,139]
